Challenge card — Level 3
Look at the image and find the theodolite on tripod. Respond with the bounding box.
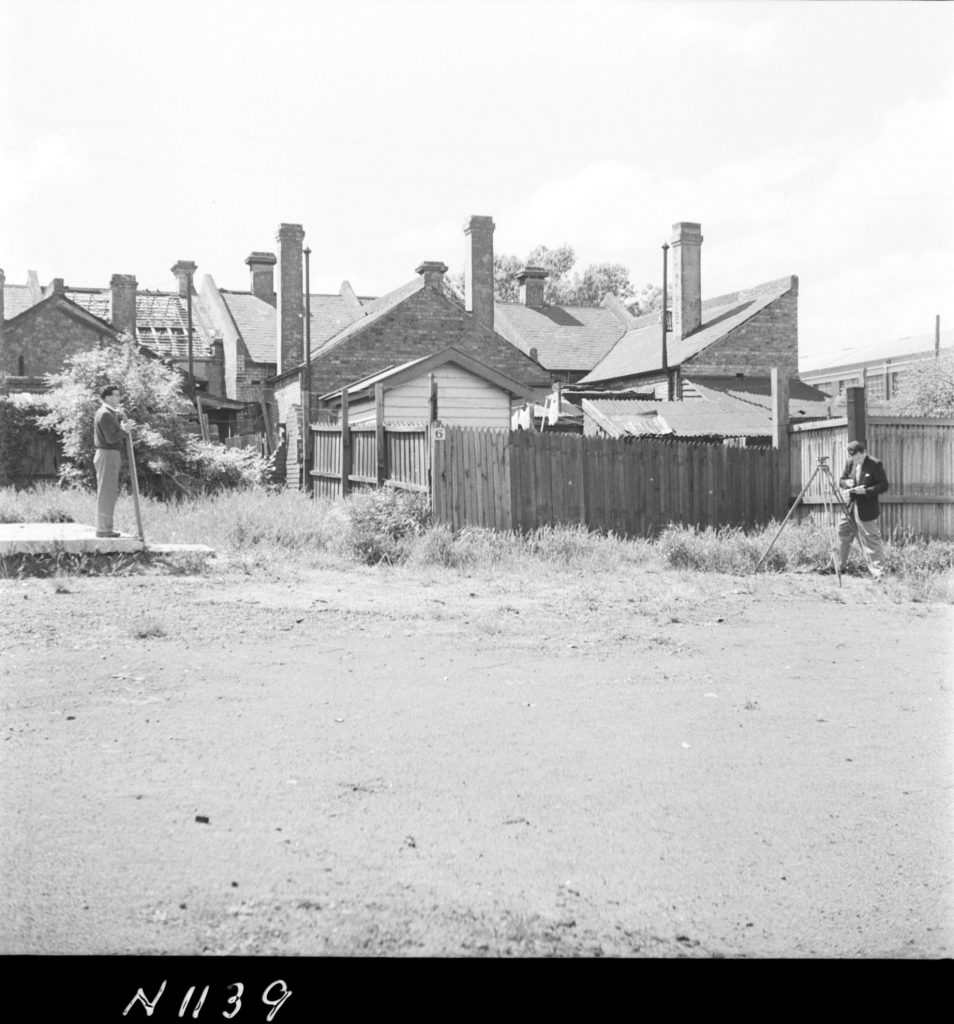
[754,455,875,584]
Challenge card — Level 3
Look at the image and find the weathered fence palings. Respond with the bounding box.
[431,428,781,537]
[788,416,954,539]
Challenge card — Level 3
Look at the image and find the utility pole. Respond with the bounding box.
[186,267,194,395]
[661,241,673,400]
[302,246,312,494]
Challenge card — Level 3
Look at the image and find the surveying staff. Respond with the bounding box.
[834,439,888,577]
[93,386,136,538]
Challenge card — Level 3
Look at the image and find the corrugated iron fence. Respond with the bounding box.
[789,416,954,538]
[431,427,780,536]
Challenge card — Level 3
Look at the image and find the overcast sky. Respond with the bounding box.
[2,0,951,367]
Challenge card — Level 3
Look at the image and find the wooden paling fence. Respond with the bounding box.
[311,423,429,499]
[431,426,781,536]
[789,416,954,539]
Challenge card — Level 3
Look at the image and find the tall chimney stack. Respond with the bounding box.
[276,223,306,373]
[0,268,6,326]
[170,260,197,299]
[671,222,703,341]
[246,252,277,305]
[518,266,547,308]
[109,274,138,338]
[464,215,495,335]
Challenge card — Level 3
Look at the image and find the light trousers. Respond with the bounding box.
[94,448,121,532]
[837,506,885,576]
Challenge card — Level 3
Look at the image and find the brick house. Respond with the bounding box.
[0,264,227,393]
[492,222,808,402]
[269,216,552,487]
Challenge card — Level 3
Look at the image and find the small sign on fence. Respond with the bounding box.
[432,426,446,441]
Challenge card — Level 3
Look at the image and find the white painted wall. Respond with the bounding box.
[344,363,513,428]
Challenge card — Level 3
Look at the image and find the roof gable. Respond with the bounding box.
[580,276,797,384]
[3,291,116,337]
[321,346,533,402]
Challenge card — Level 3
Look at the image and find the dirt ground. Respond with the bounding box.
[1,559,952,958]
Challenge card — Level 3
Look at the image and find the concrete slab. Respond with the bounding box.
[0,523,214,557]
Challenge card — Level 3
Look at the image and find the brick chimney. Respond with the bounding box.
[170,260,197,299]
[43,277,65,298]
[109,274,138,337]
[0,268,5,324]
[517,266,547,308]
[416,260,448,291]
[671,222,703,340]
[464,215,495,335]
[246,251,277,305]
[276,223,305,373]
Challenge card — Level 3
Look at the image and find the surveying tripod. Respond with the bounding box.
[754,455,875,584]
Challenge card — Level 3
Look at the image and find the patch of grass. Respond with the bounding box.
[0,550,149,578]
[129,617,168,639]
[3,485,952,603]
[0,483,87,525]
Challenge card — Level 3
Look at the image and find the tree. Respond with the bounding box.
[451,243,644,307]
[884,353,954,417]
[39,338,272,497]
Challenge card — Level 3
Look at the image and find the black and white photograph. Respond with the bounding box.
[1,0,952,982]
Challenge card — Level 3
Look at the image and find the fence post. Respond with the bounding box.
[340,390,351,497]
[771,367,791,516]
[375,382,386,486]
[845,386,867,447]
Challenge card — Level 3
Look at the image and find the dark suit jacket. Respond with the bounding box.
[839,454,889,521]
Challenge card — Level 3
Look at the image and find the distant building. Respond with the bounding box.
[799,322,952,401]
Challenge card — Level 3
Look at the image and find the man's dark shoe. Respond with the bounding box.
[96,530,121,538]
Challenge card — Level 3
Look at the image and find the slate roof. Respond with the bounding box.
[493,301,627,372]
[2,284,37,320]
[219,292,277,365]
[219,291,375,366]
[583,397,773,439]
[580,276,797,384]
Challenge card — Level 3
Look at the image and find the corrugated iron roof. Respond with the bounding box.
[685,376,832,419]
[585,394,774,439]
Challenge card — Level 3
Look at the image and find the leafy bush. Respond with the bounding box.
[346,488,432,565]
[0,397,55,487]
[37,339,272,496]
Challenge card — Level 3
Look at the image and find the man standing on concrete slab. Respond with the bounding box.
[93,386,136,538]
[835,439,889,577]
